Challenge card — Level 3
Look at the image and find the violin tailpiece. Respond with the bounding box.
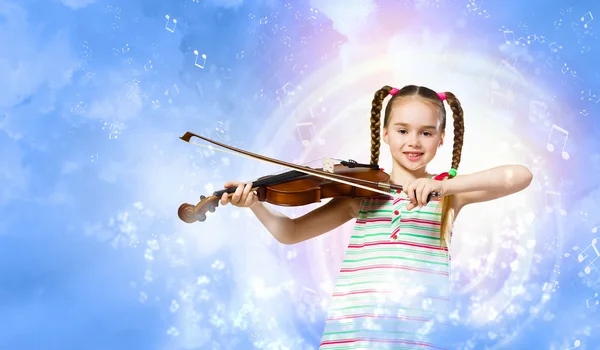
[340,159,380,170]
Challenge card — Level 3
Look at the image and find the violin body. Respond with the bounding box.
[178,162,392,224]
[255,164,391,206]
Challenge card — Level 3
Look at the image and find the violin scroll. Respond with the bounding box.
[178,195,219,223]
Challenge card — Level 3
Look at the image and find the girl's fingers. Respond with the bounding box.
[220,192,229,205]
[231,183,244,204]
[420,186,430,206]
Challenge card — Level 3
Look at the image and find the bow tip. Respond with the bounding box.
[180,132,194,142]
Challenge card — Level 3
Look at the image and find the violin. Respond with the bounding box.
[177,132,441,224]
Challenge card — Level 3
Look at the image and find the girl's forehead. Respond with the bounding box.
[389,104,441,123]
[391,99,439,115]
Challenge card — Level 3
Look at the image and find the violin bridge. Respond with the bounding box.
[322,157,335,173]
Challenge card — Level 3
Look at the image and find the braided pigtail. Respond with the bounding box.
[439,91,465,248]
[369,86,395,165]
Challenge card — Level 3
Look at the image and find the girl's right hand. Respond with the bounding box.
[220,181,258,208]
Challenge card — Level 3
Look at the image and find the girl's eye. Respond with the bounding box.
[398,130,433,136]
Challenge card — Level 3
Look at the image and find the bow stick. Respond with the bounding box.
[179,131,405,197]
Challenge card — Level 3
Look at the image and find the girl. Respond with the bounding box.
[220,85,533,349]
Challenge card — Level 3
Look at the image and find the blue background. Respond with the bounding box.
[1,0,599,349]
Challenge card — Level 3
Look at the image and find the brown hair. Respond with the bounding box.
[369,85,465,247]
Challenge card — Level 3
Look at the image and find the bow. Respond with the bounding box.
[179,131,400,196]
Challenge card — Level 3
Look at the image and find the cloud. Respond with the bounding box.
[0,1,80,146]
[0,133,30,206]
[86,74,144,122]
[308,0,377,39]
[307,0,379,69]
[60,0,96,10]
[206,0,244,8]
[0,1,81,210]
[0,3,79,110]
[61,161,82,175]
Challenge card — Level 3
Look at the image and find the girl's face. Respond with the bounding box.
[382,99,444,172]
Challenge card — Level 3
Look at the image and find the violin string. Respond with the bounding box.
[186,141,393,196]
[190,140,405,194]
[188,141,300,179]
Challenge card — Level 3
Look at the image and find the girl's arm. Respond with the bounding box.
[222,181,361,245]
[443,164,533,211]
[250,197,361,245]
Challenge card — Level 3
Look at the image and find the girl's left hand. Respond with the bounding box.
[403,178,444,211]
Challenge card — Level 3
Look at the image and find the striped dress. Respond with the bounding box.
[319,177,452,350]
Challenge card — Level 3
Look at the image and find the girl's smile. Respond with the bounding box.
[404,152,424,161]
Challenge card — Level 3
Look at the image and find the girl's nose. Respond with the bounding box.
[407,135,420,146]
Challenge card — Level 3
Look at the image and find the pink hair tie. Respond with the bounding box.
[437,92,446,101]
[389,88,400,96]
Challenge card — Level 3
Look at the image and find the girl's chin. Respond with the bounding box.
[397,161,424,170]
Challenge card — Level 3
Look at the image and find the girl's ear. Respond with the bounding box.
[383,128,389,145]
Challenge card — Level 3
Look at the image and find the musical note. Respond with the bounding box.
[543,280,559,292]
[300,286,319,307]
[277,82,298,96]
[581,11,593,28]
[296,286,320,322]
[516,36,529,46]
[309,97,327,118]
[164,84,179,104]
[581,89,590,101]
[490,60,524,104]
[567,339,580,349]
[296,122,315,147]
[221,67,232,80]
[528,99,548,123]
[275,82,299,107]
[503,30,517,44]
[549,42,563,53]
[564,251,578,263]
[554,19,562,30]
[545,190,567,215]
[586,292,599,308]
[193,50,207,69]
[546,124,570,160]
[578,238,599,274]
[212,120,229,142]
[296,122,324,146]
[108,128,119,139]
[165,15,177,33]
